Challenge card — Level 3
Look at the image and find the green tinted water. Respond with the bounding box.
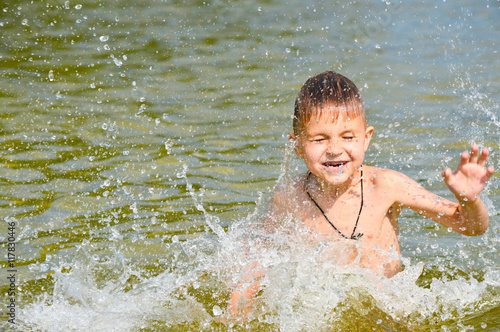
[0,0,499,331]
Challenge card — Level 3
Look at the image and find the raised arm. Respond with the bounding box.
[389,145,494,236]
[441,144,494,234]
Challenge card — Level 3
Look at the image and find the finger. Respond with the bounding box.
[480,166,495,185]
[442,168,452,182]
[469,144,479,163]
[478,147,489,167]
[458,151,469,169]
[481,166,495,184]
[486,165,495,178]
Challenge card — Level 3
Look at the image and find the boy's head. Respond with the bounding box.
[290,71,373,186]
[293,71,366,137]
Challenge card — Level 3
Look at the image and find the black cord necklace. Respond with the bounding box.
[304,167,364,240]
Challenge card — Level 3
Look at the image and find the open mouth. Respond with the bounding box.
[322,161,349,171]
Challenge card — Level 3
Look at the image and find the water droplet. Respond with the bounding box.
[112,57,122,67]
[48,70,54,81]
[165,139,173,154]
[99,35,109,42]
[21,19,29,26]
[130,202,138,214]
[212,305,222,316]
[75,4,82,9]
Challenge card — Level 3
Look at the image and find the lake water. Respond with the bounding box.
[0,0,498,331]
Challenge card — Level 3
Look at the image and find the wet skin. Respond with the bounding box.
[228,114,494,317]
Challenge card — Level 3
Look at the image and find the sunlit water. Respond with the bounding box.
[0,0,498,331]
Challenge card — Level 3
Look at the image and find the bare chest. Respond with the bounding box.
[296,187,400,249]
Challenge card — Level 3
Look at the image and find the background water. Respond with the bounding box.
[0,0,498,331]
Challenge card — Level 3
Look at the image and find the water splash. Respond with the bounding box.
[176,163,227,240]
[15,152,500,331]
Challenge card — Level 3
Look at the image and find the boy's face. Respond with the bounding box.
[291,113,374,187]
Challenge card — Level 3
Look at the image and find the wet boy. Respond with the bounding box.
[228,70,494,315]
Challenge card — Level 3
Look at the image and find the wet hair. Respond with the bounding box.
[293,70,366,136]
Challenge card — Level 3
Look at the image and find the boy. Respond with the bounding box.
[228,70,494,316]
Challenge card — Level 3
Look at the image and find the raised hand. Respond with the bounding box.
[442,144,494,203]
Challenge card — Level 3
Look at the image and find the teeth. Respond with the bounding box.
[324,161,346,167]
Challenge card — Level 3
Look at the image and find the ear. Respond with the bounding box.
[288,132,303,158]
[364,126,374,151]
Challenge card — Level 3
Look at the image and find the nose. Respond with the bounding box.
[326,139,342,155]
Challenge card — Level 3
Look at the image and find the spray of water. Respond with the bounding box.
[14,137,499,331]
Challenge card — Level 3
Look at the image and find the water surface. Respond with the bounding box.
[0,0,499,331]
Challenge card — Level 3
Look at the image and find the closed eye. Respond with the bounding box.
[311,138,326,143]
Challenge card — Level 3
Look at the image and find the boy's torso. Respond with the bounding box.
[284,165,403,276]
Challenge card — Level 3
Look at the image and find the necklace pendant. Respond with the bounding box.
[351,233,363,240]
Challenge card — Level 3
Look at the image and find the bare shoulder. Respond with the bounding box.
[274,174,308,200]
[363,166,415,188]
[363,166,424,201]
[268,173,308,214]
